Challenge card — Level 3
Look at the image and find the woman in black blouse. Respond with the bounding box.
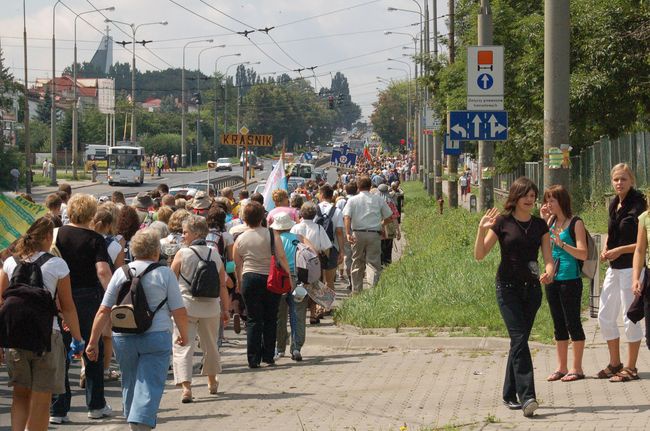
[474,177,554,418]
[597,163,647,382]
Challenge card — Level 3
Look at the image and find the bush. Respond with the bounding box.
[0,145,26,191]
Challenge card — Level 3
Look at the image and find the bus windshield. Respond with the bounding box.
[109,153,142,170]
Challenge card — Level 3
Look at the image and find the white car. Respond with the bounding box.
[215,158,233,171]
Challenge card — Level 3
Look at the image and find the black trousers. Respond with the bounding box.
[241,273,281,367]
[52,288,106,413]
[496,280,542,404]
[381,239,393,265]
[545,278,585,341]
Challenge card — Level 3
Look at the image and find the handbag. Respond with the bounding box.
[627,267,649,324]
[267,229,291,295]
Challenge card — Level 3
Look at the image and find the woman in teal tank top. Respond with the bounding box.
[541,185,589,382]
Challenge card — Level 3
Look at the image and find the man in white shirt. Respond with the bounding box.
[343,176,393,292]
[316,184,345,292]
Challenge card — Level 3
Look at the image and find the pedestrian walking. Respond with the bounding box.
[10,167,20,193]
[342,176,393,292]
[597,163,647,382]
[540,185,588,382]
[377,184,400,266]
[474,177,554,417]
[85,229,189,431]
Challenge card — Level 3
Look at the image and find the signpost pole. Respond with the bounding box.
[446,0,459,207]
[477,0,494,211]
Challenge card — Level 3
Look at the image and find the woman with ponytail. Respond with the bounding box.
[0,217,83,430]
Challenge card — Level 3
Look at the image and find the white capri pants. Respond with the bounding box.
[172,314,221,384]
[598,267,644,342]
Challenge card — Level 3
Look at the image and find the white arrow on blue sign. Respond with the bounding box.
[448,111,508,141]
[444,134,461,156]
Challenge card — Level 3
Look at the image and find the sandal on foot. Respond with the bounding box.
[609,367,639,382]
[561,372,585,382]
[181,390,193,403]
[546,371,566,382]
[596,363,623,379]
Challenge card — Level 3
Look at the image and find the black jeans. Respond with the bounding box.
[52,288,106,413]
[381,239,393,265]
[241,273,281,367]
[496,279,542,404]
[545,278,585,341]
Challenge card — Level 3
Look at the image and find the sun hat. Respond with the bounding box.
[292,284,308,302]
[191,190,212,210]
[133,192,154,209]
[377,183,389,193]
[270,212,296,231]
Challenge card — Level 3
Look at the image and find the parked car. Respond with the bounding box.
[169,182,216,197]
[253,176,306,196]
[253,159,264,170]
[215,157,233,171]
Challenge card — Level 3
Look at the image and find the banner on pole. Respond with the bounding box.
[0,194,47,251]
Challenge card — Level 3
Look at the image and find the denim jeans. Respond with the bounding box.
[241,272,281,367]
[277,290,308,354]
[496,279,542,404]
[545,278,585,341]
[51,288,105,413]
[113,331,172,428]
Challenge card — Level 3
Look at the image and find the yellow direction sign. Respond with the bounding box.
[239,126,249,135]
[221,134,273,147]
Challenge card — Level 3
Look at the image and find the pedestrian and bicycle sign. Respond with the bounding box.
[444,134,461,156]
[448,111,508,141]
[467,46,504,111]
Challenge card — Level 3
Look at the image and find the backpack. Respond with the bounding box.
[295,242,321,284]
[315,204,337,242]
[0,254,58,353]
[110,262,166,334]
[180,247,220,298]
[567,216,598,279]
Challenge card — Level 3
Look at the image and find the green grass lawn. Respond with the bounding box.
[335,181,592,344]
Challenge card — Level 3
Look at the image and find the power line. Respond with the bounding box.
[274,0,383,29]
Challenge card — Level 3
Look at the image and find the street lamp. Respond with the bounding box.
[180,39,213,167]
[223,61,260,159]
[50,0,63,185]
[105,18,168,145]
[72,6,115,180]
[212,53,241,159]
[194,44,224,166]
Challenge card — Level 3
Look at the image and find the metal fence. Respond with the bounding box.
[495,131,650,202]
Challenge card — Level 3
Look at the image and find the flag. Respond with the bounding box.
[0,193,47,251]
[363,139,372,162]
[261,157,287,211]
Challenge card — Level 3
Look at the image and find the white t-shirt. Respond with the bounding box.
[290,220,332,252]
[3,252,70,331]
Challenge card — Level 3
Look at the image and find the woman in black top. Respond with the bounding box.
[597,163,647,382]
[474,177,553,418]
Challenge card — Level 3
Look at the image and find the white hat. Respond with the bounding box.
[292,284,307,302]
[270,212,295,231]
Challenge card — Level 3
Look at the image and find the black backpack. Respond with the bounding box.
[110,262,166,334]
[315,204,337,241]
[180,247,220,298]
[0,254,58,354]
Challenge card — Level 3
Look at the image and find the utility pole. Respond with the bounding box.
[477,0,494,211]
[424,1,434,195]
[23,0,31,194]
[543,0,570,189]
[432,0,443,199]
[446,0,458,207]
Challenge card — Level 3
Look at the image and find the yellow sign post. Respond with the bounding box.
[221,134,273,147]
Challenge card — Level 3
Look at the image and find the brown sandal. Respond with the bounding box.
[596,363,623,379]
[547,371,566,382]
[609,367,639,382]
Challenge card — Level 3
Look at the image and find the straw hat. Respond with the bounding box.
[191,190,212,210]
[133,192,153,209]
[270,212,295,231]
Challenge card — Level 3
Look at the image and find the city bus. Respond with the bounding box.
[84,144,108,171]
[107,145,145,186]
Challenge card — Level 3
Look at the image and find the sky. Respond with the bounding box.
[1,0,450,119]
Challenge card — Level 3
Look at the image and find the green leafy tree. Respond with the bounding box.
[140,133,182,156]
[0,46,24,190]
[370,81,409,149]
[36,92,52,125]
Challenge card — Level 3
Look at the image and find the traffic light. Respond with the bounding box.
[328,95,334,109]
[337,93,345,105]
[191,92,202,105]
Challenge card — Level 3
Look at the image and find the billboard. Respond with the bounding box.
[97,78,115,114]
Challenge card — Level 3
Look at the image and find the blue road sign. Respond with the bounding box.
[303,152,313,161]
[477,73,494,90]
[444,134,462,156]
[330,148,357,168]
[448,111,508,141]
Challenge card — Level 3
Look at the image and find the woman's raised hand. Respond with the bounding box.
[540,203,551,221]
[479,208,500,230]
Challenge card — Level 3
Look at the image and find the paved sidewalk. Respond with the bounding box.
[3,237,650,430]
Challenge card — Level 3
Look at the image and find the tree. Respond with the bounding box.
[370,81,409,148]
[328,72,361,129]
[0,46,24,190]
[36,92,52,125]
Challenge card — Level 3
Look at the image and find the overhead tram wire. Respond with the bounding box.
[85,0,175,69]
[58,0,165,71]
[273,0,383,29]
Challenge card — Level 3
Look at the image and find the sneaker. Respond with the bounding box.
[522,398,538,417]
[88,403,113,419]
[273,351,285,360]
[233,313,241,334]
[502,399,521,410]
[49,415,70,424]
[291,350,302,361]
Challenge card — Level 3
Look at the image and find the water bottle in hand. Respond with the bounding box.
[68,339,85,361]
